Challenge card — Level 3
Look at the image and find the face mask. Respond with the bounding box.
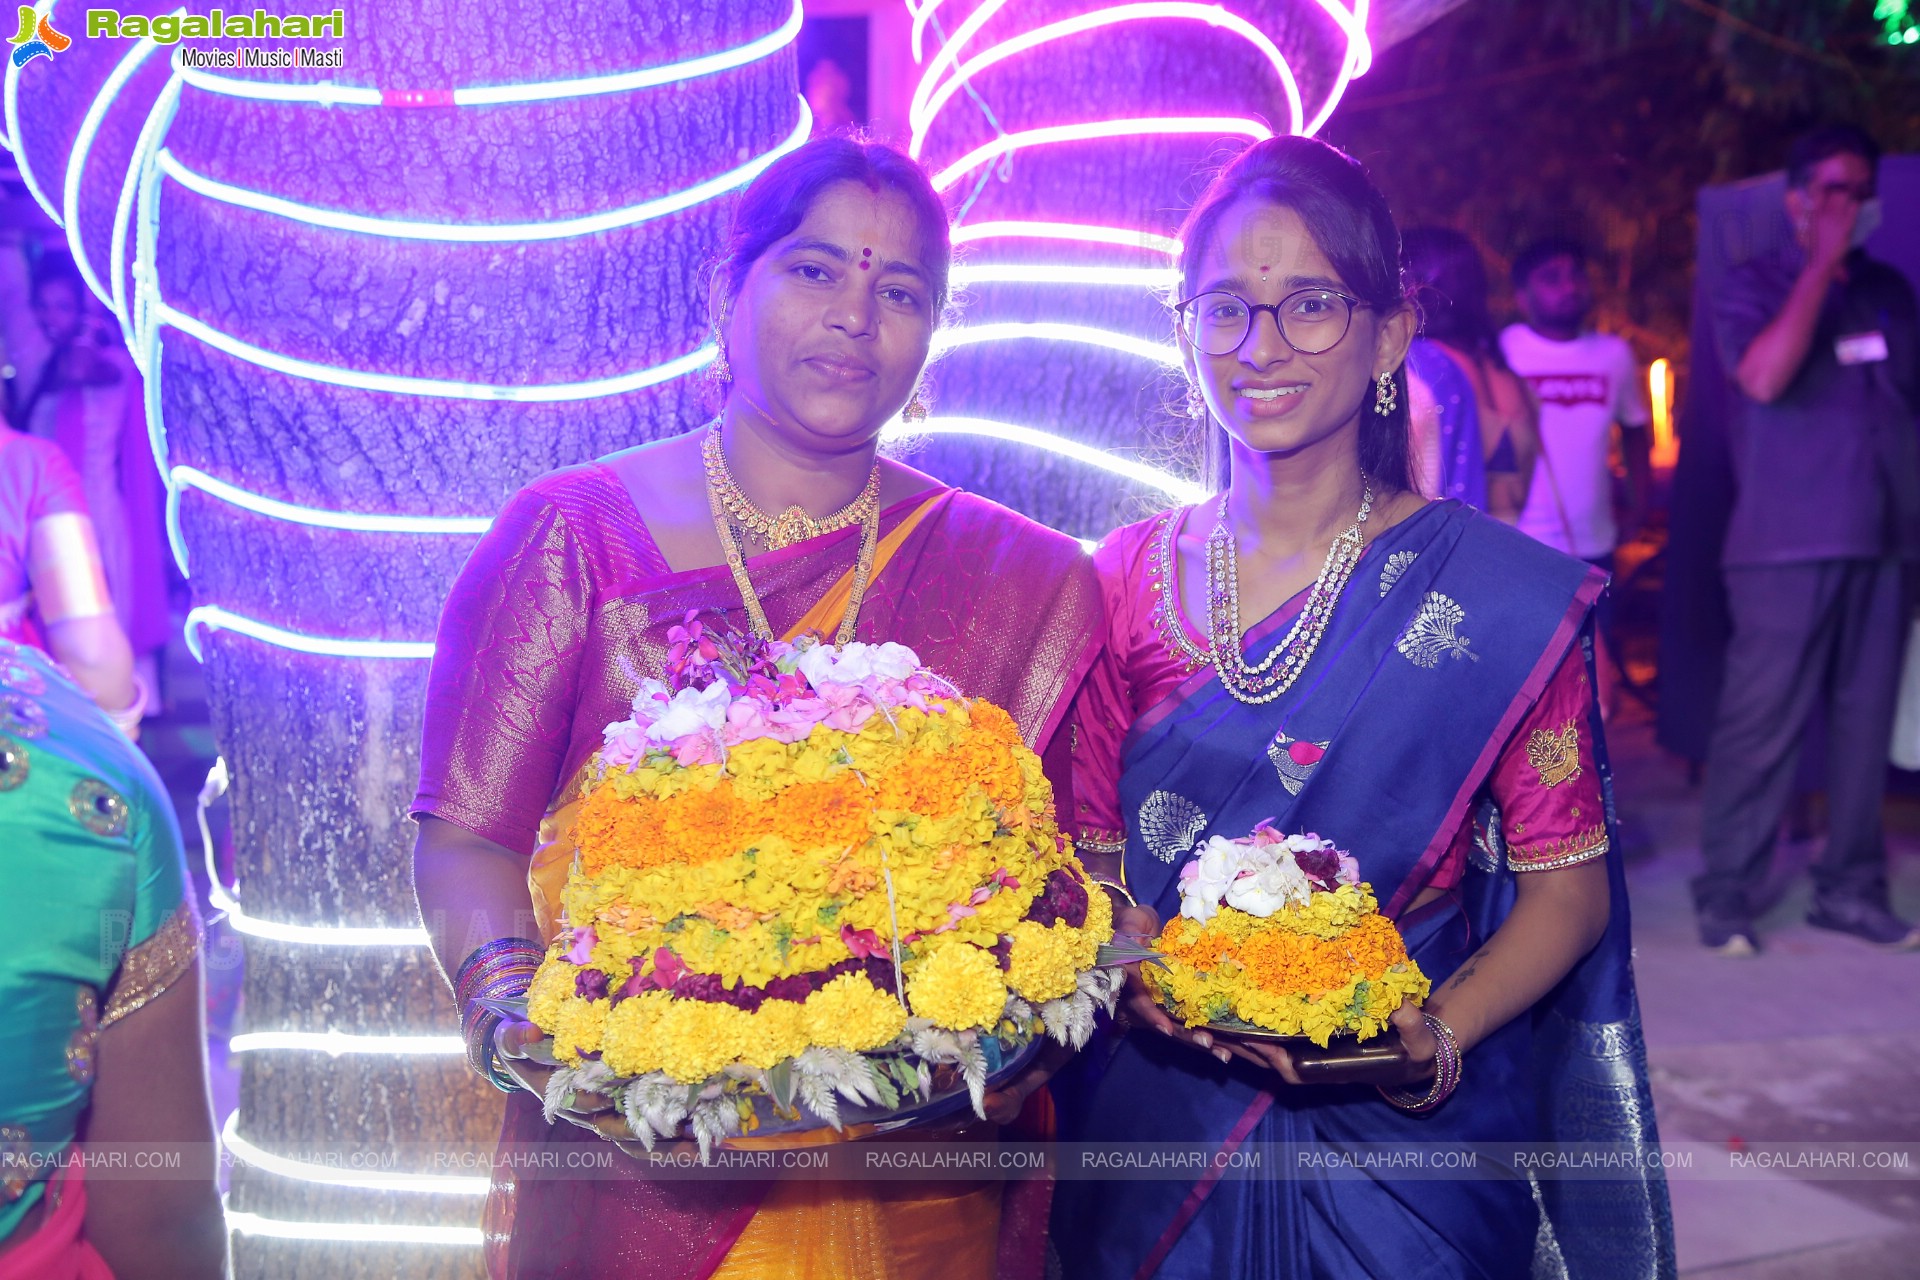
[1851,196,1883,248]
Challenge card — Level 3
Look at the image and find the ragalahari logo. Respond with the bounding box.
[9,6,70,66]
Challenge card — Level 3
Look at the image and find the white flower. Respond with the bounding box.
[1178,836,1241,924]
[644,681,732,744]
[866,642,922,681]
[794,643,846,689]
[1223,852,1313,918]
[629,677,671,715]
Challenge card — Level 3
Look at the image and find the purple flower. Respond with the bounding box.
[574,969,609,1001]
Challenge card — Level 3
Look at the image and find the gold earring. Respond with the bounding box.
[707,340,732,387]
[1373,371,1397,415]
[1185,384,1206,420]
[902,388,929,423]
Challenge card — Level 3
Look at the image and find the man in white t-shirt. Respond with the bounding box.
[1501,239,1652,564]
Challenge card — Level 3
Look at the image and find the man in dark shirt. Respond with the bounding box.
[1696,124,1920,954]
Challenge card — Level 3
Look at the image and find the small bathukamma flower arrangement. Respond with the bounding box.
[518,619,1120,1157]
[1147,824,1430,1046]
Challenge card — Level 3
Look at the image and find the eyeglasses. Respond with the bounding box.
[1173,288,1366,357]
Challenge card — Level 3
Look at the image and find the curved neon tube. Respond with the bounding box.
[951,220,1181,257]
[1302,0,1372,135]
[933,320,1181,367]
[885,416,1205,504]
[185,604,435,661]
[180,0,802,108]
[228,1031,465,1056]
[951,262,1179,288]
[910,0,1011,128]
[155,98,811,241]
[63,22,172,318]
[156,302,715,402]
[224,1205,483,1247]
[931,116,1271,193]
[113,75,182,347]
[3,2,63,226]
[174,466,494,534]
[222,1116,488,1195]
[911,5,1304,157]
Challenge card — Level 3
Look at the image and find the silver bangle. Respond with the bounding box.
[102,671,147,735]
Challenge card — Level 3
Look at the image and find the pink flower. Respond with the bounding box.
[840,924,887,960]
[564,926,597,965]
[649,947,687,989]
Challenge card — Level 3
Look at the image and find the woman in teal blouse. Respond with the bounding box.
[0,639,224,1278]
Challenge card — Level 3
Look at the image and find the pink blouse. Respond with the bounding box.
[1067,508,1608,887]
[0,427,88,646]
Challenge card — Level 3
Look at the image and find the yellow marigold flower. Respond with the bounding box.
[600,991,674,1077]
[804,973,909,1052]
[1005,921,1079,1002]
[551,997,611,1064]
[652,1000,754,1083]
[907,942,1007,1030]
[525,959,578,1032]
[740,999,815,1069]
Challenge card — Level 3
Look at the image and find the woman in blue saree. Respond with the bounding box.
[1052,138,1673,1278]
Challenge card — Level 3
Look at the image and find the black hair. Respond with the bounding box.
[29,250,85,302]
[1402,225,1505,369]
[713,134,952,320]
[1785,123,1881,189]
[1510,236,1587,291]
[1175,135,1411,492]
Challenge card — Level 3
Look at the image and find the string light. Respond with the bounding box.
[174,466,494,534]
[951,219,1182,257]
[930,115,1273,193]
[153,306,716,402]
[185,605,435,661]
[932,320,1182,367]
[224,1204,483,1247]
[179,0,803,108]
[910,4,1306,156]
[887,416,1206,504]
[113,77,182,349]
[154,98,812,241]
[221,1116,489,1195]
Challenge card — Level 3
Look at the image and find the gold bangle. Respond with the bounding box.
[1091,877,1137,908]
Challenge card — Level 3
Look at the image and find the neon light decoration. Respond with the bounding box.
[950,262,1180,288]
[179,0,803,108]
[951,219,1182,257]
[185,605,436,662]
[932,321,1183,368]
[63,21,172,323]
[155,98,812,241]
[930,114,1273,194]
[228,1031,465,1057]
[909,3,1308,157]
[173,467,494,535]
[222,1117,488,1195]
[154,305,717,402]
[887,417,1206,504]
[223,1207,483,1248]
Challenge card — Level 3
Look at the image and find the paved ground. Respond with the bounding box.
[143,638,1920,1274]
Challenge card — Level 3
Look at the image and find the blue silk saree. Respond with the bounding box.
[1054,501,1673,1280]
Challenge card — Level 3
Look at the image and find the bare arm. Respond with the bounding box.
[42,614,135,712]
[1422,857,1610,1053]
[26,512,136,713]
[1734,200,1854,404]
[81,963,228,1279]
[412,814,541,985]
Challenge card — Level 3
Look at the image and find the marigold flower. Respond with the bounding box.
[906,942,1008,1030]
[804,973,909,1052]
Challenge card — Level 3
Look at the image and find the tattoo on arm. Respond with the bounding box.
[1442,946,1492,993]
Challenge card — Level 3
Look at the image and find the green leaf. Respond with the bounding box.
[816,902,844,925]
[766,1060,796,1112]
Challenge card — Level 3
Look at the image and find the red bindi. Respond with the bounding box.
[860,247,873,270]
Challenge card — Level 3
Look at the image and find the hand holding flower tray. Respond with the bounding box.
[511,622,1123,1161]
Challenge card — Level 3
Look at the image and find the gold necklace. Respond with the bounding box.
[702,422,881,552]
[1202,478,1373,706]
[703,423,880,646]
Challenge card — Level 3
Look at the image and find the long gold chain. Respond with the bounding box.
[1200,477,1373,706]
[702,422,880,552]
[703,423,879,646]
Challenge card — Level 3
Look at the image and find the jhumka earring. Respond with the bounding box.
[902,388,930,423]
[707,340,733,387]
[1373,370,1397,415]
[1185,384,1206,420]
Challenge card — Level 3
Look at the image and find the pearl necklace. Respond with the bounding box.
[1179,479,1374,706]
[701,422,879,646]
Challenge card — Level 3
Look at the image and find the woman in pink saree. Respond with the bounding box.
[411,138,1102,1280]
